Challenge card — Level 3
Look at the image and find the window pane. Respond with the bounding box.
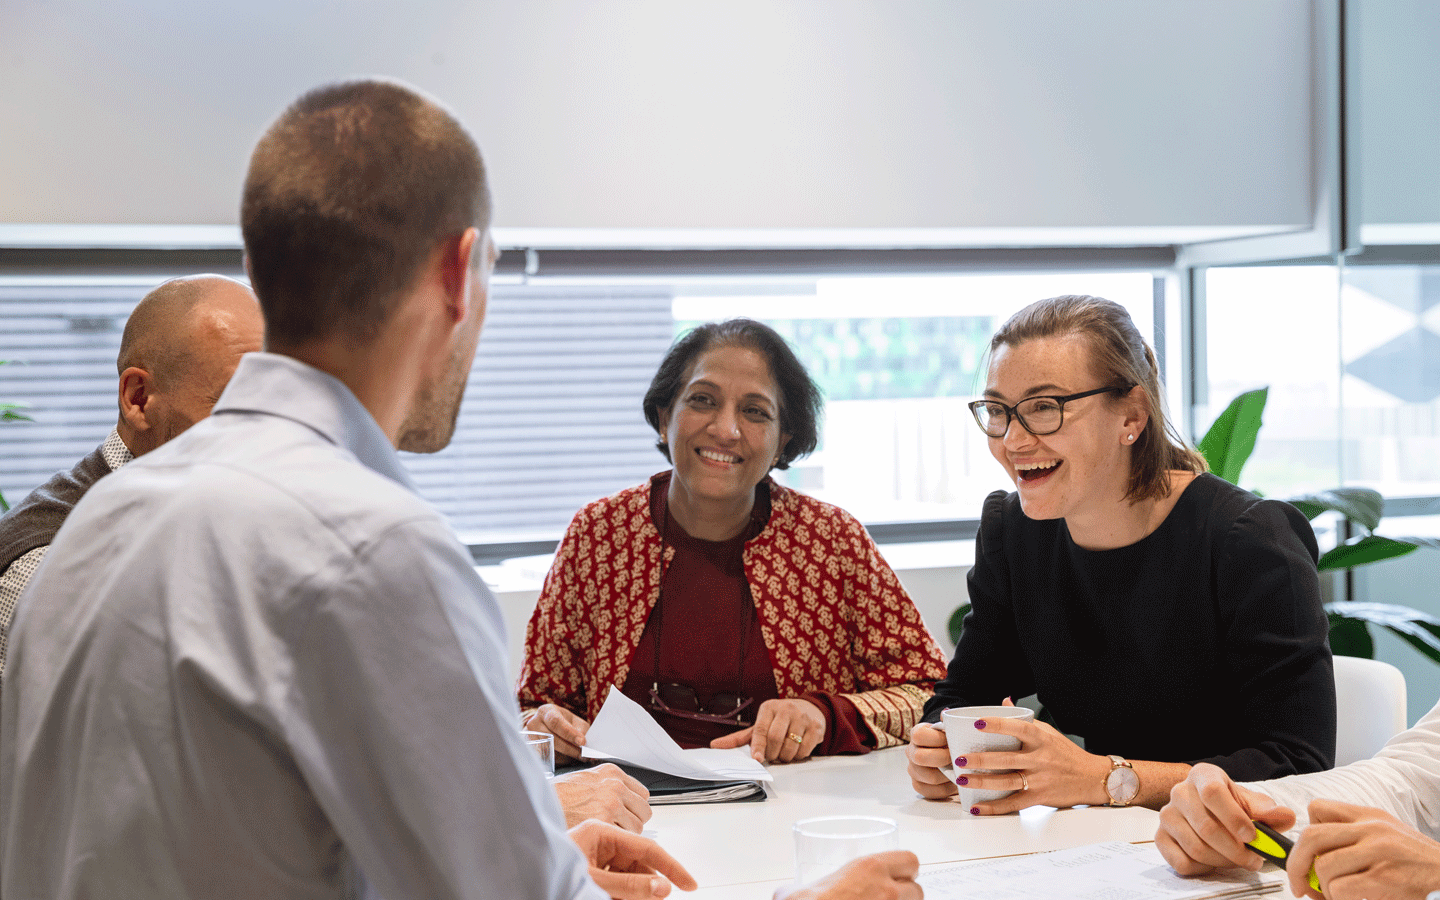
[674,272,1159,524]
[1201,266,1343,496]
[0,270,1162,541]
[1339,263,1440,495]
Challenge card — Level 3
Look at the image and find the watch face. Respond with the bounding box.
[1107,766,1140,804]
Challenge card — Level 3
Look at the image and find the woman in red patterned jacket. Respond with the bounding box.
[518,318,948,764]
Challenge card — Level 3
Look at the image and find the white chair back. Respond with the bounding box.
[1332,654,1407,767]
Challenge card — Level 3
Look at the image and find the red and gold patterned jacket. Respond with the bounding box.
[518,475,948,749]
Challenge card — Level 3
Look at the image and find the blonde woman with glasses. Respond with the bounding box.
[906,294,1336,814]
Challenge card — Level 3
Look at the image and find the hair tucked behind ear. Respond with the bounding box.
[990,295,1206,502]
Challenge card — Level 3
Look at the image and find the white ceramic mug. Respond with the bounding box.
[937,705,1034,806]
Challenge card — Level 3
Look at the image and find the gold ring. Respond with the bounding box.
[1019,772,1029,792]
[788,732,803,745]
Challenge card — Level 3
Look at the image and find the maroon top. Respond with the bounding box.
[619,473,873,753]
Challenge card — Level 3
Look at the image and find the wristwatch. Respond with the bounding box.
[1103,755,1139,807]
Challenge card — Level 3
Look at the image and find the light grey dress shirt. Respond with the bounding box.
[0,428,133,683]
[0,353,603,900]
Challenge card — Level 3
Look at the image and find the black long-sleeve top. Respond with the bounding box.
[924,474,1336,782]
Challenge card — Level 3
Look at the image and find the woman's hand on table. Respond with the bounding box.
[527,703,591,762]
[710,698,826,763]
[774,850,921,900]
[905,723,958,800]
[1156,762,1295,876]
[568,819,697,899]
[554,763,652,832]
[956,714,1112,813]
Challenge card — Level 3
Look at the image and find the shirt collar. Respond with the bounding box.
[102,428,135,472]
[211,352,417,492]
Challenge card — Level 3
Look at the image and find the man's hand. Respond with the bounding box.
[774,851,922,900]
[568,819,697,900]
[526,703,591,762]
[711,698,826,763]
[1156,763,1296,876]
[554,764,652,832]
[1290,800,1440,900]
[905,723,958,800]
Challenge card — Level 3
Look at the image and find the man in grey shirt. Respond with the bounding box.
[0,274,262,685]
[0,79,694,900]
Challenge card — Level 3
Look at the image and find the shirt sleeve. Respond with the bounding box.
[1193,499,1336,780]
[830,510,949,749]
[283,516,605,900]
[923,492,1035,722]
[1243,699,1440,839]
[0,544,48,686]
[802,692,876,754]
[516,510,593,721]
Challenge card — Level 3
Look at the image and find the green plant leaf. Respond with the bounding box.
[1326,601,1440,666]
[1198,387,1268,485]
[947,602,972,646]
[1318,535,1420,570]
[1287,487,1385,531]
[1,400,32,423]
[1326,612,1374,658]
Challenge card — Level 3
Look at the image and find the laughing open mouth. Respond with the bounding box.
[1016,460,1061,482]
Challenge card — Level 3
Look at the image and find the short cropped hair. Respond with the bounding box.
[642,318,822,470]
[241,78,490,347]
[988,294,1206,502]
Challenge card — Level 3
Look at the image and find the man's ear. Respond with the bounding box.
[440,227,480,325]
[119,366,157,433]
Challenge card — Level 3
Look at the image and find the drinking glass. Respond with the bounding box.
[522,730,555,779]
[792,815,899,884]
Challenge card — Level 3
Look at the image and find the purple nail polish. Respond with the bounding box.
[970,806,981,816]
[957,776,969,786]
[974,719,987,730]
[956,756,967,767]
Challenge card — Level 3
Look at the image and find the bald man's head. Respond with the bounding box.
[116,275,265,456]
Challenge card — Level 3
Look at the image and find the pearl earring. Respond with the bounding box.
[1127,434,1135,442]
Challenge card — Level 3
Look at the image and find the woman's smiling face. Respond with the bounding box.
[660,344,789,516]
[984,334,1138,522]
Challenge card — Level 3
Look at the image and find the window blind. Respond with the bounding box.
[0,280,677,544]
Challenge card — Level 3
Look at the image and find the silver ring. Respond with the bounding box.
[1019,772,1029,792]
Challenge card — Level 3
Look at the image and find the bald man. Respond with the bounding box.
[0,274,263,682]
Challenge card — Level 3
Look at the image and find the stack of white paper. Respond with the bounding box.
[580,685,773,783]
[918,841,1284,900]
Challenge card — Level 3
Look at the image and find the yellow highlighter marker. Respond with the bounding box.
[1246,820,1322,896]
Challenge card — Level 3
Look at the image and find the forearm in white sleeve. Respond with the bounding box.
[1242,699,1440,838]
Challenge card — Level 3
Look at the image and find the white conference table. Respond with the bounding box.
[642,746,1163,899]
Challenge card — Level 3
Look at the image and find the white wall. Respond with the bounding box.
[1,0,1315,246]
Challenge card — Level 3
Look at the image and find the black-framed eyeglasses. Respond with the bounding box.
[967,385,1131,438]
